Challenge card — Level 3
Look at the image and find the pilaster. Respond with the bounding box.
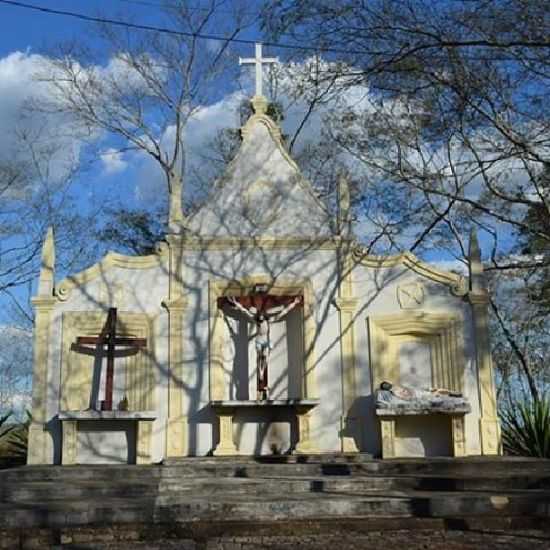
[27,296,56,465]
[162,295,188,458]
[469,292,501,455]
[335,243,360,453]
[162,234,188,458]
[137,419,155,464]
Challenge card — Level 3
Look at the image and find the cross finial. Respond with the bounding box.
[239,43,279,99]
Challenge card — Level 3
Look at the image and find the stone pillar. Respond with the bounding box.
[61,420,77,465]
[294,408,318,454]
[27,296,57,465]
[163,235,188,458]
[468,229,501,455]
[137,419,155,464]
[380,418,396,458]
[451,415,467,457]
[335,241,360,453]
[470,294,501,455]
[28,228,57,465]
[213,410,238,456]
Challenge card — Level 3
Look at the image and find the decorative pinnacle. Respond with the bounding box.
[38,226,55,296]
[468,228,484,292]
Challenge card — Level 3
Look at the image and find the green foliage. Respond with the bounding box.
[499,398,550,458]
[0,411,30,458]
[96,206,166,256]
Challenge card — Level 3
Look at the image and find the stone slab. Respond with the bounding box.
[58,411,157,420]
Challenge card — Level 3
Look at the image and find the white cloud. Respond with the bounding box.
[100,148,128,175]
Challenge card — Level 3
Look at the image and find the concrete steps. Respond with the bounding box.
[0,456,549,541]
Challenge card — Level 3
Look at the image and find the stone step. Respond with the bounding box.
[5,517,550,550]
[3,472,550,505]
[1,489,549,529]
[158,474,550,494]
[0,480,160,502]
[3,458,549,484]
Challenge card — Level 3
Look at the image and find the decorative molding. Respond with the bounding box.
[241,112,283,142]
[368,311,465,393]
[60,311,156,412]
[162,296,188,312]
[183,110,331,233]
[468,291,490,305]
[56,250,167,301]
[31,296,57,310]
[353,246,468,296]
[334,297,359,311]
[179,237,341,251]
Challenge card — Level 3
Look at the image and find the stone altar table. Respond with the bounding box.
[375,388,471,458]
[210,399,319,456]
[58,410,157,465]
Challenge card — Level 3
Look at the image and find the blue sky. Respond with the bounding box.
[0,0,521,305]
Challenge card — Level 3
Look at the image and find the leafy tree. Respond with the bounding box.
[96,205,167,256]
[261,0,550,255]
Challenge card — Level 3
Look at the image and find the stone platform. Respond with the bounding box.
[1,455,550,549]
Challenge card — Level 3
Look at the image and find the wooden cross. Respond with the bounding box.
[239,43,279,97]
[71,308,147,411]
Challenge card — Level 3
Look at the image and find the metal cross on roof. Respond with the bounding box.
[239,43,279,98]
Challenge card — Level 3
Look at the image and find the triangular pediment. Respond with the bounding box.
[186,114,333,238]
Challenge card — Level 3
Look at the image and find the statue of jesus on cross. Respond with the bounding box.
[227,295,302,400]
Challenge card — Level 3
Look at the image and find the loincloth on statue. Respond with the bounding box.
[255,339,273,353]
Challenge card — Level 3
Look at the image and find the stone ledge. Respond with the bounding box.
[210,399,319,411]
[58,411,157,421]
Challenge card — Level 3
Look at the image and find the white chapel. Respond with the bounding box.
[27,46,502,465]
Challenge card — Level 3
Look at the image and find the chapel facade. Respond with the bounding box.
[27,88,502,465]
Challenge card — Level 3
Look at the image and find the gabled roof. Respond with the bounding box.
[185,108,333,239]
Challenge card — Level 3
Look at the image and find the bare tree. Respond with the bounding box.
[261,0,550,399]
[35,1,254,229]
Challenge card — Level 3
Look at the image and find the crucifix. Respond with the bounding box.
[71,308,147,411]
[219,287,302,400]
[239,43,279,98]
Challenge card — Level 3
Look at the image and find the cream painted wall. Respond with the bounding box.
[30,106,491,463]
[353,263,481,456]
[32,247,488,463]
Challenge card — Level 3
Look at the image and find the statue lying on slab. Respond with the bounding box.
[376,381,470,415]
